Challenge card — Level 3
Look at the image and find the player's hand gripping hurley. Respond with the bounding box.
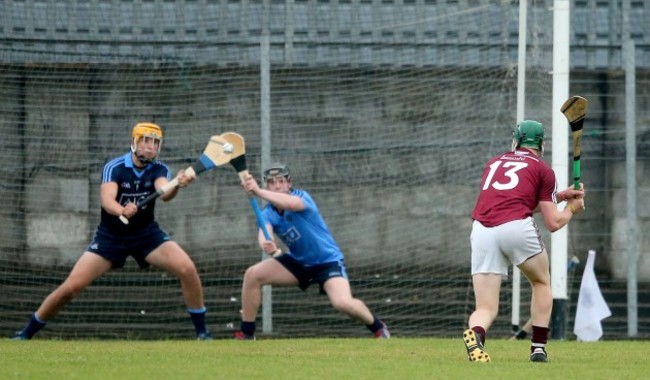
[560,96,588,190]
[119,135,234,224]
[220,131,282,257]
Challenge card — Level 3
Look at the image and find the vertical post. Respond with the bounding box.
[512,0,528,334]
[550,0,570,340]
[260,12,273,334]
[622,0,638,337]
[284,0,294,65]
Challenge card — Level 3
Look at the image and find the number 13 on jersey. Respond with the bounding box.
[482,161,529,191]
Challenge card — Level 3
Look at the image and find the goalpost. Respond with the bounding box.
[0,1,554,339]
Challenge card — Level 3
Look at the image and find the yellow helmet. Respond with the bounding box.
[131,122,163,163]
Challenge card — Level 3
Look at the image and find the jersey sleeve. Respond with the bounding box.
[293,189,316,212]
[154,161,173,181]
[538,165,557,203]
[101,158,122,184]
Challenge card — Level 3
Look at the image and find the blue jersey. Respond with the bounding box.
[262,189,344,266]
[99,152,171,234]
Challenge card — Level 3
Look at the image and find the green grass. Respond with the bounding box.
[1,338,647,380]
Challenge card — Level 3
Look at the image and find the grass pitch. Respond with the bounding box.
[1,338,646,380]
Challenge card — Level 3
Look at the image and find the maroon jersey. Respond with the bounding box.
[471,148,557,227]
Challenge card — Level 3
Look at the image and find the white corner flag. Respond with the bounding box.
[573,250,612,342]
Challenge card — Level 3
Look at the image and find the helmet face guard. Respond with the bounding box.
[263,163,291,182]
[131,122,163,163]
[512,120,544,154]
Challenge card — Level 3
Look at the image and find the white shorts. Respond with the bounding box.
[470,217,545,277]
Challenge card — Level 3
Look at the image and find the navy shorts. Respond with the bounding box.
[86,223,171,269]
[275,254,349,294]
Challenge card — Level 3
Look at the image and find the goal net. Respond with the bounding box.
[0,0,553,339]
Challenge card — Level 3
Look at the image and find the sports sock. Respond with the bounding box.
[23,313,47,338]
[471,326,487,345]
[531,325,549,353]
[187,307,208,335]
[366,316,383,333]
[240,321,256,336]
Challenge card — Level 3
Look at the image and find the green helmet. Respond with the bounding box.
[513,120,545,151]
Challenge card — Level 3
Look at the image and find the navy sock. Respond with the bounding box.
[366,316,383,333]
[240,321,256,336]
[23,313,47,338]
[187,307,208,335]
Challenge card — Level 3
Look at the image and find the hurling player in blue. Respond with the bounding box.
[234,163,389,340]
[11,122,212,340]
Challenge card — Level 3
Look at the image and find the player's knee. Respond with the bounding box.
[330,297,354,313]
[176,262,199,279]
[56,283,82,303]
[244,265,269,285]
[243,266,264,285]
[478,304,499,320]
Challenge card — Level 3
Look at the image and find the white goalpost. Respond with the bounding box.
[511,0,528,335]
[550,0,571,339]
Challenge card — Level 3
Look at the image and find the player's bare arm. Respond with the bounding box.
[160,169,195,202]
[100,182,136,217]
[258,227,279,255]
[535,183,585,213]
[555,183,585,202]
[257,188,305,211]
[243,174,305,211]
[539,197,584,232]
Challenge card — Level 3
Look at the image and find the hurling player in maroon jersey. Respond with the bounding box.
[463,120,585,363]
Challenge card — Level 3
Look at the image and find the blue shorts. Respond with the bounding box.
[86,222,171,269]
[275,254,349,294]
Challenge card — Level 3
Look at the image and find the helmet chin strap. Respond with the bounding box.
[137,155,155,164]
[131,139,158,165]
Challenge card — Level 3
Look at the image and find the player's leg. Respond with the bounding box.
[147,241,204,308]
[518,250,552,327]
[322,277,390,338]
[12,252,111,339]
[518,248,552,362]
[235,258,299,339]
[469,273,502,331]
[506,217,551,362]
[37,252,112,320]
[463,273,501,362]
[145,241,211,339]
[465,220,511,362]
[241,258,299,321]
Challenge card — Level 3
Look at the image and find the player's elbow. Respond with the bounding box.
[541,214,562,232]
[546,224,561,233]
[160,192,176,202]
[544,219,565,233]
[540,203,567,233]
